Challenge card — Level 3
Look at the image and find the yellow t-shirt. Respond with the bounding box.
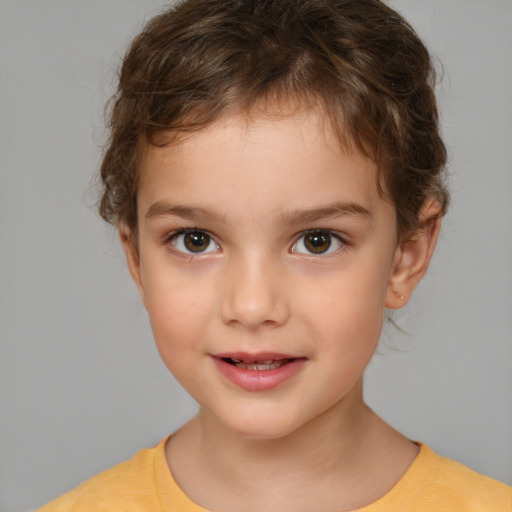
[38,438,511,512]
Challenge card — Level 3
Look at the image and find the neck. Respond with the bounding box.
[196,380,370,482]
[164,380,418,512]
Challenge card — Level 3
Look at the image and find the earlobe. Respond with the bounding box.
[386,199,442,309]
[119,224,146,306]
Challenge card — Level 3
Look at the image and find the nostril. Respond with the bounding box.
[220,264,290,328]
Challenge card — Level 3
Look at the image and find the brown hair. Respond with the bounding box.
[99,0,448,242]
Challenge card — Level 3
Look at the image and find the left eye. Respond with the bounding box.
[291,230,343,255]
[170,230,219,254]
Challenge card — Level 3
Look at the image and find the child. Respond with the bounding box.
[39,0,511,510]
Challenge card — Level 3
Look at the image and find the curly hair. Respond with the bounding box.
[99,0,448,243]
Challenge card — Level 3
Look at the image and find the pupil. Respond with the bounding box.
[184,232,209,252]
[305,231,331,253]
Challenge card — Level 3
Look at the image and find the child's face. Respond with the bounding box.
[124,108,407,439]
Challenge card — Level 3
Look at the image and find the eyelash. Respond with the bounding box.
[291,229,346,256]
[164,228,220,255]
[163,228,347,256]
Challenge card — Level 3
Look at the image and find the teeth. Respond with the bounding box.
[229,358,275,364]
[232,359,290,370]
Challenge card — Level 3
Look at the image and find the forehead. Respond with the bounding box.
[137,108,392,225]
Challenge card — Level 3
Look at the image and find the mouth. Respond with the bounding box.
[221,357,293,371]
[212,352,306,391]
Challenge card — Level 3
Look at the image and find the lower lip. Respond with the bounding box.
[213,357,306,391]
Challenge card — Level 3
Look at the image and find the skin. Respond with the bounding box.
[121,108,441,512]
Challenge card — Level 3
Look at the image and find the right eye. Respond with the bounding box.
[169,230,219,254]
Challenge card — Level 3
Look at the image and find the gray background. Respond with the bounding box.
[1,1,511,510]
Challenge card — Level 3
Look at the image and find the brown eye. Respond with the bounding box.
[171,230,218,254]
[292,230,343,255]
[304,231,331,253]
[184,231,210,252]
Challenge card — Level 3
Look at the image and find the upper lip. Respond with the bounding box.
[212,352,301,363]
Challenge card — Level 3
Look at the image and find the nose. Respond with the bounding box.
[220,253,290,330]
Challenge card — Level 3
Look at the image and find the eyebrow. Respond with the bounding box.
[277,201,372,225]
[145,201,226,223]
[145,200,371,224]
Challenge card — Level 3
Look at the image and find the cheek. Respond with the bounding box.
[142,271,214,363]
[298,264,389,358]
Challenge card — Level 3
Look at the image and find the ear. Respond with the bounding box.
[119,224,147,307]
[386,199,442,309]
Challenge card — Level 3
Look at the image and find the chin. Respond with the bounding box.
[217,410,306,441]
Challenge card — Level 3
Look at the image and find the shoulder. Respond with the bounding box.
[428,445,510,488]
[361,443,511,512]
[427,449,512,512]
[384,444,511,511]
[37,440,163,512]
